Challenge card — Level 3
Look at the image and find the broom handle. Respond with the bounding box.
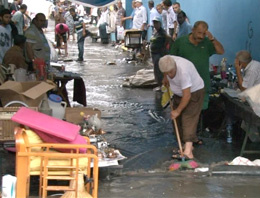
[167,87,184,156]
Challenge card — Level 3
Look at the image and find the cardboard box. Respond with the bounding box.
[65,107,101,124]
[0,81,54,107]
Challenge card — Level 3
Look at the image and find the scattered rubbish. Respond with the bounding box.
[194,167,209,172]
[123,69,157,88]
[106,61,116,65]
[148,110,167,123]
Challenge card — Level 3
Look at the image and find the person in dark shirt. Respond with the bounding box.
[9,0,22,15]
[150,16,169,89]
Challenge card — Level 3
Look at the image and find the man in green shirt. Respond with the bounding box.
[168,21,224,110]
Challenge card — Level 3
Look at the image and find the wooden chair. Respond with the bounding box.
[15,127,99,198]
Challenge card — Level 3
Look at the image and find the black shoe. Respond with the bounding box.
[76,58,83,62]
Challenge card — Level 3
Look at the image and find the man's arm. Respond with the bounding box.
[82,21,86,36]
[172,21,177,41]
[235,59,246,91]
[26,42,34,61]
[171,87,191,119]
[141,7,147,31]
[206,30,224,54]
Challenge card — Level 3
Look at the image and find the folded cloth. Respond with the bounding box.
[73,77,87,106]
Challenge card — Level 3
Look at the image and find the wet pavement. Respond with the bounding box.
[1,19,260,197]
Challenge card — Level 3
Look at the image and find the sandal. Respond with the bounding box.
[194,139,203,146]
[172,148,180,154]
[172,154,194,161]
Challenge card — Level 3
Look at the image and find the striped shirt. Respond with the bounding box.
[73,15,84,34]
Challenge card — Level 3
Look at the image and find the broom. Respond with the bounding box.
[166,87,199,171]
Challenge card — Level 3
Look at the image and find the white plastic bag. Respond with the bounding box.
[117,26,125,41]
[238,83,260,117]
[47,39,58,63]
[2,175,17,198]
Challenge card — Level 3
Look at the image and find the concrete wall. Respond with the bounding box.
[178,0,260,65]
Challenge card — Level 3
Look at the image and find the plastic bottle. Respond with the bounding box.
[38,96,52,116]
[221,58,227,79]
[226,124,232,143]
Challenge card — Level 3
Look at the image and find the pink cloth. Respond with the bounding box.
[55,23,69,34]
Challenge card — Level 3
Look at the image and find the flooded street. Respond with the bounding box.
[1,19,260,197]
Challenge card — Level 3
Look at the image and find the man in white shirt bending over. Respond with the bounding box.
[160,55,205,160]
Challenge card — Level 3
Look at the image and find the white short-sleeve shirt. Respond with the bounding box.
[243,60,260,88]
[149,7,160,26]
[133,5,147,30]
[166,6,177,29]
[167,56,204,97]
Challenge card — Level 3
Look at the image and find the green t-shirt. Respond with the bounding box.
[170,34,216,109]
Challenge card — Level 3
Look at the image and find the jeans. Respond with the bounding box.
[77,31,85,60]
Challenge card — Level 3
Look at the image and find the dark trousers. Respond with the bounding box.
[77,31,85,60]
[151,53,163,86]
[169,28,174,37]
[142,30,147,40]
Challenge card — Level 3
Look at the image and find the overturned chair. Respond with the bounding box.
[14,107,99,198]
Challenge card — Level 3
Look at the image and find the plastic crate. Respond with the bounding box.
[0,107,37,142]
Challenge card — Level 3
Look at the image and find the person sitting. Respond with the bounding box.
[3,34,28,70]
[235,50,260,91]
[235,50,260,142]
[159,55,205,159]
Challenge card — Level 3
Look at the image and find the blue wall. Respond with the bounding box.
[124,0,260,66]
[179,0,260,65]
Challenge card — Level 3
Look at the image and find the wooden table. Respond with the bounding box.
[221,92,260,156]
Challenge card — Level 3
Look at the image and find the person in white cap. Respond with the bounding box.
[132,0,147,40]
[150,16,168,89]
[159,55,205,160]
